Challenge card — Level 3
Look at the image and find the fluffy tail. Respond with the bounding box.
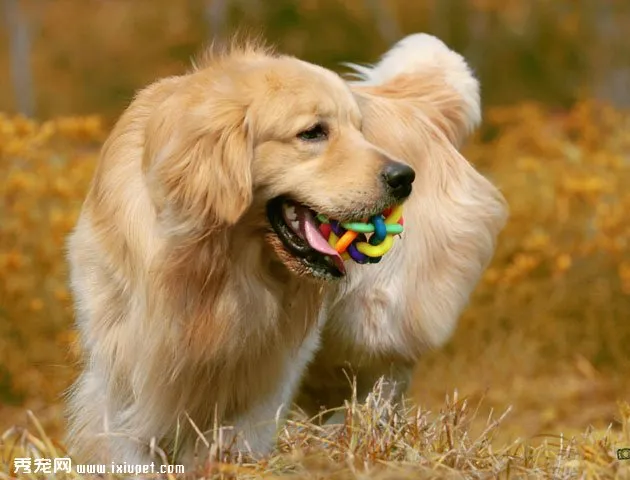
[347,34,481,144]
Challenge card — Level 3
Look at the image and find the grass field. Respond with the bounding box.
[1,100,630,478]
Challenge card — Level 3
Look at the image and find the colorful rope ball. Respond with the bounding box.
[317,205,404,264]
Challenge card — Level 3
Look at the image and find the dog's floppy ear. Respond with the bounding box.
[143,87,252,235]
[347,33,480,147]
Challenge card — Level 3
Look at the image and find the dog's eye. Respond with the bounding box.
[297,123,328,142]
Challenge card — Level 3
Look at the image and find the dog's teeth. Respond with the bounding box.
[284,204,297,222]
[290,220,300,232]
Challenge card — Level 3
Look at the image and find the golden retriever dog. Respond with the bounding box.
[66,33,507,468]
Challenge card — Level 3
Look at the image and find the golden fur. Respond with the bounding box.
[66,34,507,468]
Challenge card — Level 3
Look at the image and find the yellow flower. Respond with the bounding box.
[30,298,44,312]
[555,254,572,272]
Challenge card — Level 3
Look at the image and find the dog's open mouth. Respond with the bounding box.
[266,196,346,279]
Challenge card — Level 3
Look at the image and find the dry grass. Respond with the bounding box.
[1,100,630,477]
[1,383,630,479]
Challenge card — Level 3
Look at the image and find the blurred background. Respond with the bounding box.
[1,0,630,448]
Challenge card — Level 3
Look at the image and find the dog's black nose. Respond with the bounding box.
[383,162,416,200]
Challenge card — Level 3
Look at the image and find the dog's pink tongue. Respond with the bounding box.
[297,206,346,274]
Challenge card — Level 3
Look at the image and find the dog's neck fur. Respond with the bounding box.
[87,224,325,457]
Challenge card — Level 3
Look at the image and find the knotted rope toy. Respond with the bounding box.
[316,205,404,264]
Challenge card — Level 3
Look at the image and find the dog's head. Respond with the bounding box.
[141,42,415,281]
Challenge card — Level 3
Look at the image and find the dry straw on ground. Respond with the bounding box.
[1,383,630,479]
